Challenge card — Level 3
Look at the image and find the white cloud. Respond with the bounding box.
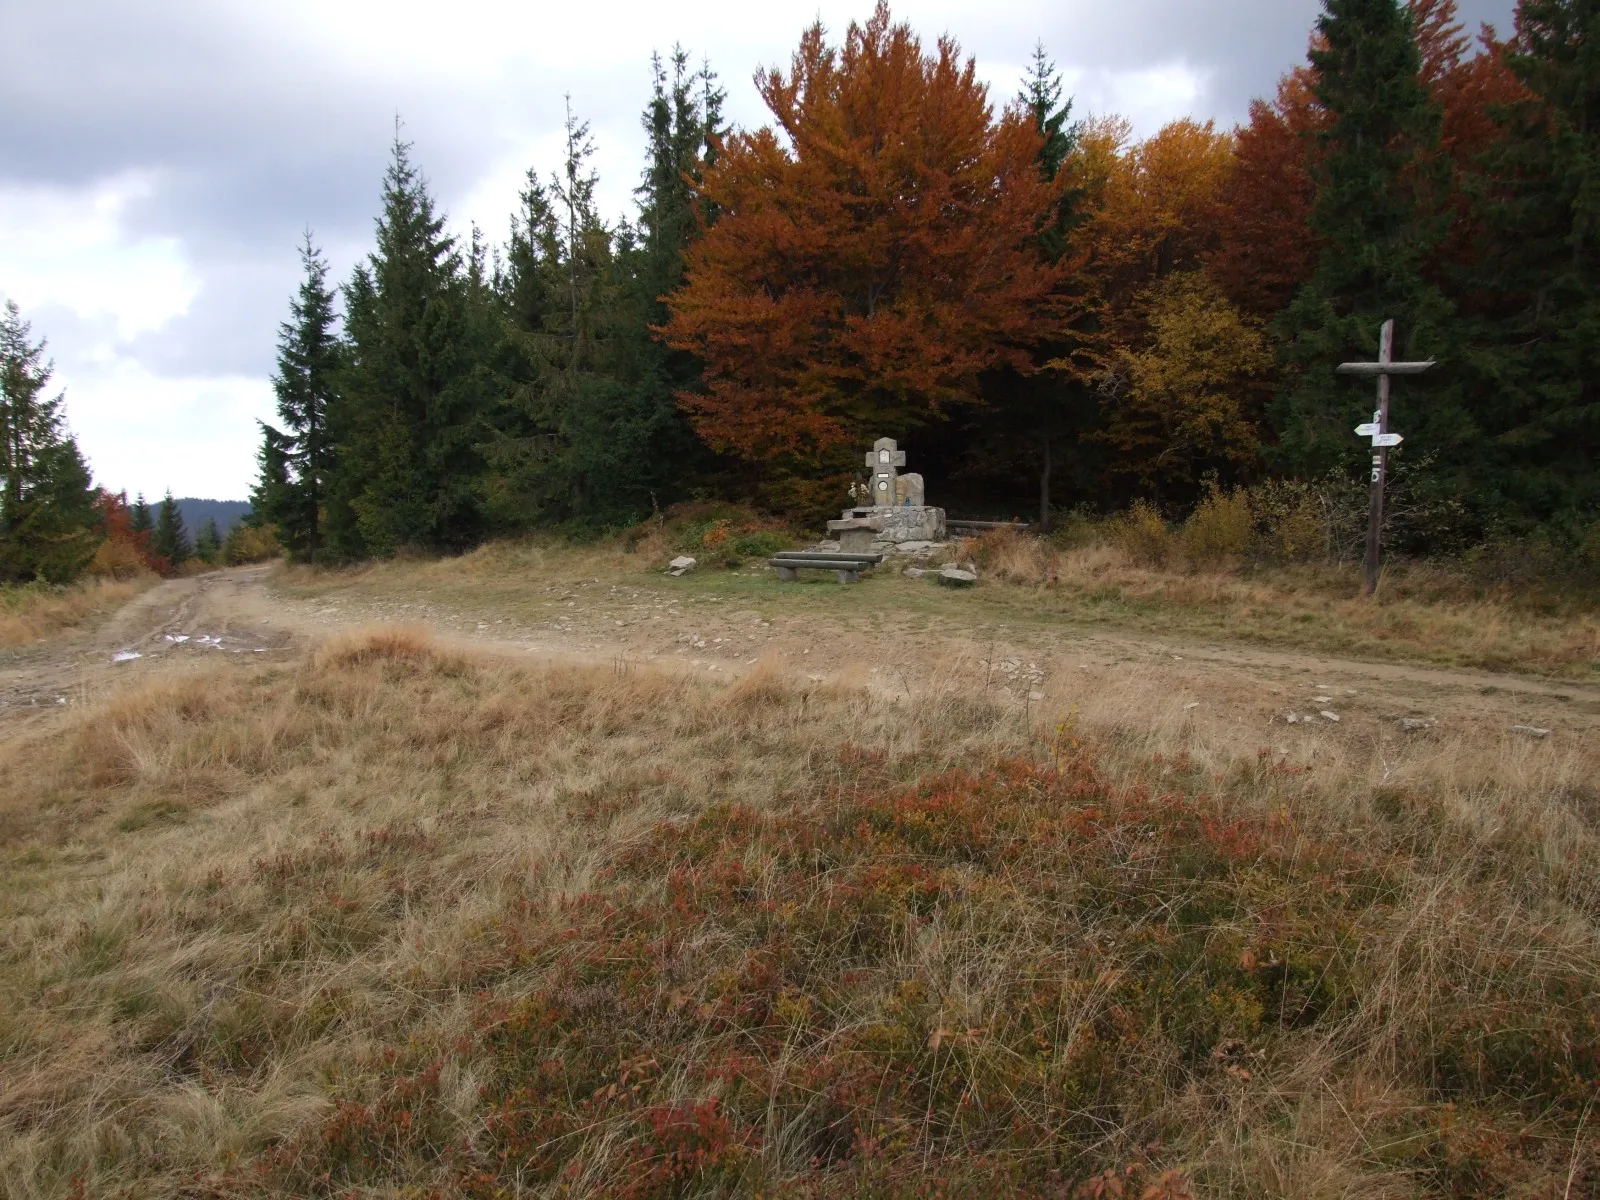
[0,173,199,344]
[54,358,274,502]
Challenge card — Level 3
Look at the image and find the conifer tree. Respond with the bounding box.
[151,491,192,569]
[605,51,727,512]
[1274,0,1455,480]
[1459,0,1600,527]
[195,517,222,564]
[258,232,340,561]
[332,130,493,556]
[0,301,99,582]
[131,493,153,539]
[487,73,725,528]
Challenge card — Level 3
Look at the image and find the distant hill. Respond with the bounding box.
[174,498,253,535]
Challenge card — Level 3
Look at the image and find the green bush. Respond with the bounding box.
[729,530,794,558]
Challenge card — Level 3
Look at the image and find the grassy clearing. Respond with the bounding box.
[1,628,1596,1197]
[963,532,1600,679]
[0,576,156,647]
[276,534,1599,680]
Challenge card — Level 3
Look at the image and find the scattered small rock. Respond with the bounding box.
[667,556,698,577]
[112,651,141,663]
[937,566,977,588]
[1510,725,1551,739]
[1320,710,1341,722]
[1184,701,1199,710]
[1028,691,1046,702]
[903,567,926,578]
[1312,695,1333,704]
[1397,717,1434,733]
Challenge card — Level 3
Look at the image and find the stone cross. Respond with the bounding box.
[866,437,906,507]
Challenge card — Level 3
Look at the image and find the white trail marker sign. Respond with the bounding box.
[1336,319,1434,596]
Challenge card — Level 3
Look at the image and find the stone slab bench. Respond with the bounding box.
[770,551,885,584]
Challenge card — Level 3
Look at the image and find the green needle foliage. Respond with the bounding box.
[1274,0,1454,484]
[257,233,342,562]
[151,491,192,569]
[0,301,99,583]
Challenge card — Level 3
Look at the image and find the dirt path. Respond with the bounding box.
[3,566,1595,753]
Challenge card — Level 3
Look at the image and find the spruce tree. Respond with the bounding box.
[151,492,192,568]
[1274,0,1456,483]
[195,517,222,564]
[130,493,153,540]
[258,232,340,561]
[488,76,728,528]
[1459,0,1600,528]
[0,301,99,583]
[333,130,493,556]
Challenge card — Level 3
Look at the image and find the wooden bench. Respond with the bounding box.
[769,551,885,584]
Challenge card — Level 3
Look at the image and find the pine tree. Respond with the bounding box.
[195,517,222,564]
[258,232,340,561]
[487,71,725,529]
[151,491,192,569]
[131,493,153,538]
[0,300,99,583]
[1458,0,1600,528]
[1274,0,1456,482]
[331,129,493,557]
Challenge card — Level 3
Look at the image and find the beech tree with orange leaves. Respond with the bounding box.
[662,3,1064,510]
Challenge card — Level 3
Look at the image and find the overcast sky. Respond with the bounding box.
[1,0,1516,501]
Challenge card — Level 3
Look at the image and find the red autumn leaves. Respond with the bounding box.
[663,4,1061,473]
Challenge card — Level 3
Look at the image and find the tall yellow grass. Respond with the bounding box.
[961,527,1599,677]
[0,575,155,647]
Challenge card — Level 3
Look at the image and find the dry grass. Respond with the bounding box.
[964,529,1600,679]
[276,531,1599,680]
[1,629,1595,1197]
[0,576,157,647]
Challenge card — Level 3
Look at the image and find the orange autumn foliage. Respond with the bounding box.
[1207,67,1328,321]
[1080,118,1236,329]
[662,3,1063,482]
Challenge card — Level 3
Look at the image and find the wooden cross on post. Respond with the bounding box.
[1336,319,1435,596]
[866,437,906,507]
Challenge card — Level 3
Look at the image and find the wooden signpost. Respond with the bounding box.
[1336,319,1435,596]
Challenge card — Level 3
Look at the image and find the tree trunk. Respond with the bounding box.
[1039,435,1052,533]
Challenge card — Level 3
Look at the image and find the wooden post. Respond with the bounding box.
[1364,320,1394,596]
[1337,322,1433,599]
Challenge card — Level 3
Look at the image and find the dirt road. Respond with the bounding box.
[3,565,1594,754]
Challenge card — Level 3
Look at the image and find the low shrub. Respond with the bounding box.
[275,744,1598,1197]
[222,523,281,565]
[666,503,799,566]
[1177,485,1252,568]
[1110,500,1172,568]
[83,537,148,580]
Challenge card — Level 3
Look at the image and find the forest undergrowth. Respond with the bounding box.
[1,627,1596,1197]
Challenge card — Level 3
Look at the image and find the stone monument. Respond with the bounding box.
[826,437,946,550]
